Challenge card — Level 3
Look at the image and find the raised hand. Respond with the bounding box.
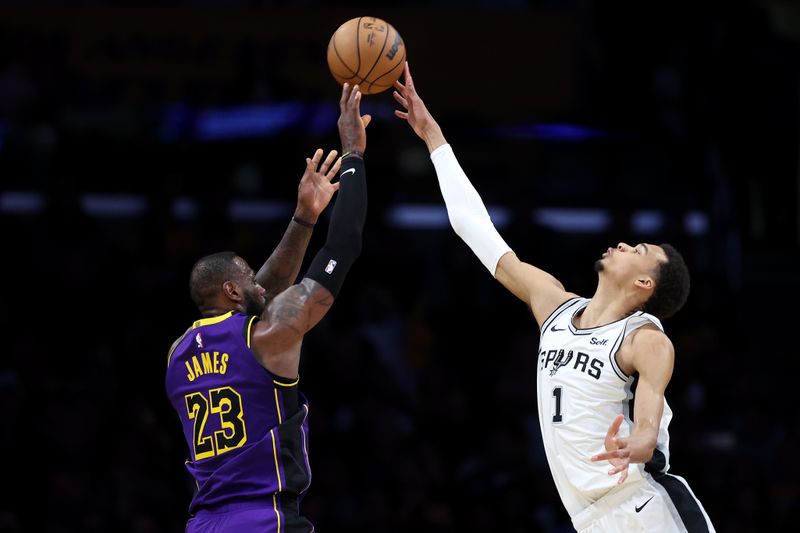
[295,148,341,224]
[591,414,632,485]
[393,62,445,152]
[337,83,371,155]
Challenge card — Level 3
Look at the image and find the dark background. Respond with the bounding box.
[1,1,798,532]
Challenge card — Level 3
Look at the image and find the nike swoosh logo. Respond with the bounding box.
[635,496,654,513]
[550,325,565,332]
[341,168,356,176]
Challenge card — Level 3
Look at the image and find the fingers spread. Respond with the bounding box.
[326,156,342,180]
[606,414,624,440]
[310,148,323,168]
[393,90,408,108]
[395,110,408,120]
[319,149,338,174]
[394,79,405,92]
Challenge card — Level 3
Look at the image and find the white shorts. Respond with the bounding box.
[573,474,715,533]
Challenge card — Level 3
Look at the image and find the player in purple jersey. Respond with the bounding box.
[166,83,371,533]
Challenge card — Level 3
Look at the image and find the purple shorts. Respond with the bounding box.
[187,507,279,533]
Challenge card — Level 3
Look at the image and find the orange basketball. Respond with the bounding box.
[326,16,406,95]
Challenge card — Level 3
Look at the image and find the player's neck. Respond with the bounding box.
[200,305,236,318]
[581,285,635,328]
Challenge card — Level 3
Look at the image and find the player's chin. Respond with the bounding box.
[245,297,267,317]
[593,259,605,273]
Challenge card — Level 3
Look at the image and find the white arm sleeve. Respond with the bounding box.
[430,144,512,277]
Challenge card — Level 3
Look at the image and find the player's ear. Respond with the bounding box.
[634,276,654,291]
[223,280,243,301]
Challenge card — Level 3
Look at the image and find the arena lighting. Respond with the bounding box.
[534,207,611,233]
[81,194,148,217]
[0,191,44,214]
[631,210,665,234]
[0,192,708,236]
[497,123,608,141]
[158,101,610,142]
[226,199,293,222]
[195,103,306,141]
[160,103,308,142]
[386,204,510,229]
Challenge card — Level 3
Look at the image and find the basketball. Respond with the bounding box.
[327,16,406,95]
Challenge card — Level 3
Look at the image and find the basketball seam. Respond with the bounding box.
[370,48,406,87]
[355,17,363,83]
[331,33,357,77]
[360,22,391,93]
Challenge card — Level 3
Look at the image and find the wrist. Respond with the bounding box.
[422,123,446,153]
[292,210,317,228]
[341,149,364,160]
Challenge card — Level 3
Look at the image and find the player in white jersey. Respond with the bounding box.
[393,62,715,533]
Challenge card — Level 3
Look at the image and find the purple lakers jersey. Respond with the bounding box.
[166,311,312,530]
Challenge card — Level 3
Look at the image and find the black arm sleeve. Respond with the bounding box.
[305,156,366,297]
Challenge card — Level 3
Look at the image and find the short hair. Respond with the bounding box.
[189,251,241,310]
[642,243,690,320]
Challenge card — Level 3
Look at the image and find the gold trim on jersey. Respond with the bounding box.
[273,377,300,387]
[193,311,234,329]
[272,493,282,533]
[246,315,258,348]
[274,389,283,424]
[270,429,284,532]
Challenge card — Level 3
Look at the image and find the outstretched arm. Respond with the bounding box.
[255,149,341,303]
[252,82,370,378]
[393,62,575,325]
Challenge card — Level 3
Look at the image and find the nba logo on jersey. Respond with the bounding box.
[195,333,203,349]
[325,260,337,274]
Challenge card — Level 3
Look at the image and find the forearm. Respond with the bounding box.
[256,218,314,302]
[430,144,511,276]
[305,155,366,297]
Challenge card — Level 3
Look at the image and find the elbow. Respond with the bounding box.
[446,207,469,236]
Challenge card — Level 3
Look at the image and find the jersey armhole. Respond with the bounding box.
[242,315,259,349]
[166,327,192,368]
[540,297,582,333]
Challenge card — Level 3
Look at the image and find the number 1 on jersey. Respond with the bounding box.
[552,386,564,423]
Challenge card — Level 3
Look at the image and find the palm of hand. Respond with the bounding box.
[298,171,336,218]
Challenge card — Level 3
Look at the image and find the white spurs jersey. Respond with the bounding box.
[537,297,673,518]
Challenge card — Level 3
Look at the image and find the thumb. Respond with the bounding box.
[361,114,372,128]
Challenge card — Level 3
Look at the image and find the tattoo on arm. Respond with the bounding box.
[269,279,334,338]
[256,221,313,302]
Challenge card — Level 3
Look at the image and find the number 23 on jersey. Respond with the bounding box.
[184,386,247,460]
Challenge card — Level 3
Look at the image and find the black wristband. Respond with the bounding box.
[292,216,315,228]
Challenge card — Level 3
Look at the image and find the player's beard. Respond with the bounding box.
[244,292,266,316]
[594,259,604,272]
